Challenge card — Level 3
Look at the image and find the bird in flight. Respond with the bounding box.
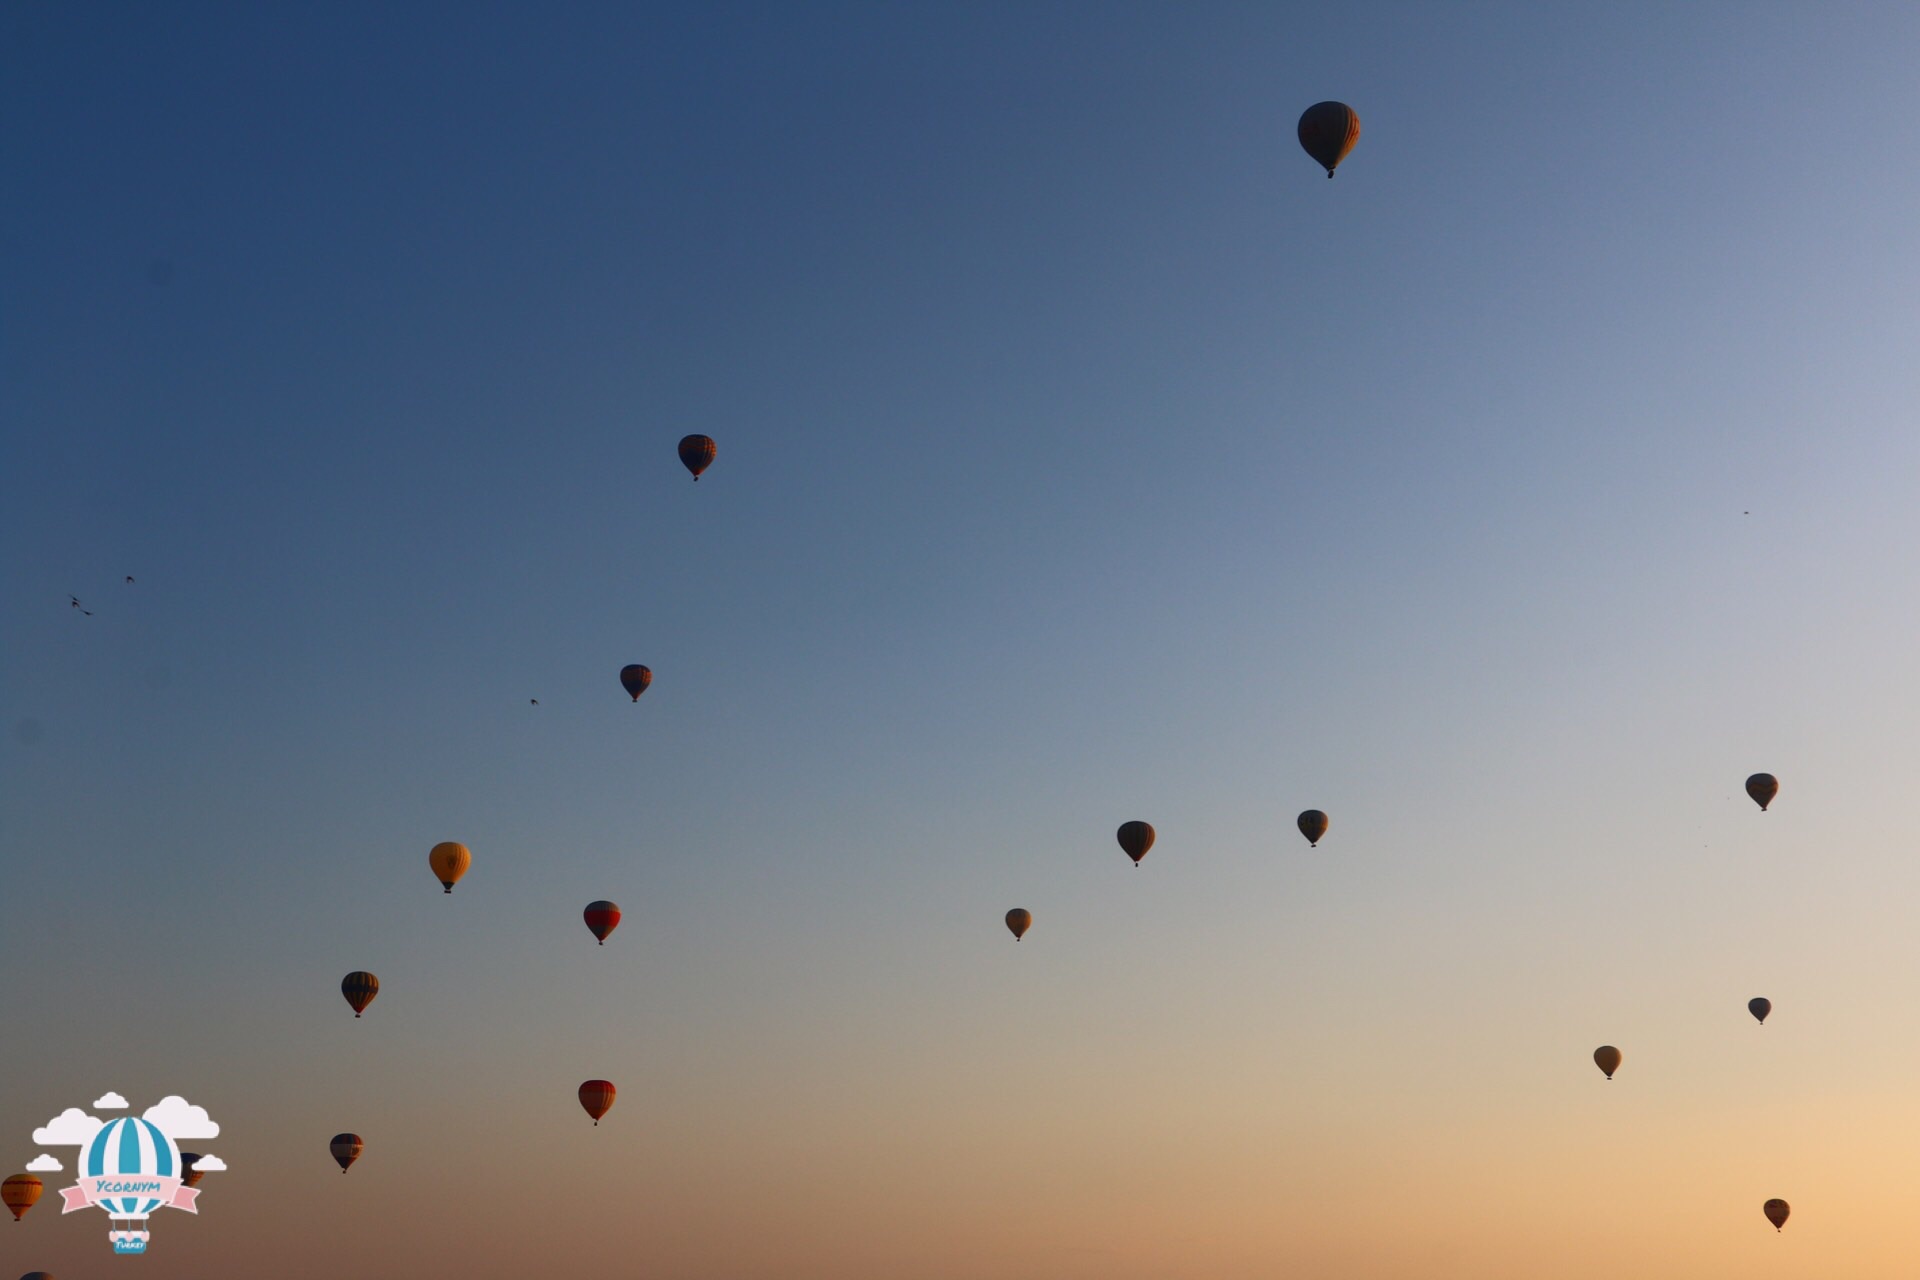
[530,699,540,706]
[70,596,93,616]
[125,575,136,584]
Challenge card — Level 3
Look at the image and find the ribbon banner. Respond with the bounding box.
[60,1175,199,1214]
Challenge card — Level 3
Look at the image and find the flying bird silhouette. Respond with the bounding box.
[125,575,135,584]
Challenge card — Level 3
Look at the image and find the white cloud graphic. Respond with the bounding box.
[143,1095,219,1140]
[32,1108,103,1146]
[189,1154,226,1172]
[93,1091,129,1110]
[26,1154,62,1172]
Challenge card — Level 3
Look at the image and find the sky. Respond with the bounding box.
[7,1,1920,1275]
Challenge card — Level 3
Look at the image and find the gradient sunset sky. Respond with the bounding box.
[9,3,1920,1277]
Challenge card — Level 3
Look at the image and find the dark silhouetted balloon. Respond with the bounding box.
[341,971,379,1018]
[1746,773,1778,811]
[620,665,652,702]
[1297,101,1361,177]
[584,901,622,946]
[678,435,717,480]
[180,1153,206,1188]
[2,1174,42,1220]
[1593,1045,1622,1079]
[1297,809,1329,847]
[1117,821,1155,867]
[1005,908,1031,941]
[1763,1198,1790,1231]
[21,1271,57,1279]
[429,841,471,893]
[330,1134,362,1173]
[579,1080,616,1126]
[1749,997,1771,1025]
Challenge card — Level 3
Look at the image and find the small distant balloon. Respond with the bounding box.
[620,665,652,702]
[678,434,717,481]
[341,971,380,1018]
[1005,908,1032,941]
[2,1173,42,1220]
[1593,1045,1622,1079]
[1763,1198,1790,1231]
[1297,101,1360,177]
[180,1153,206,1188]
[1297,809,1329,847]
[579,1080,616,1126]
[429,842,471,894]
[584,901,622,946]
[329,1134,362,1173]
[1116,821,1155,867]
[1746,773,1778,811]
[1749,997,1771,1025]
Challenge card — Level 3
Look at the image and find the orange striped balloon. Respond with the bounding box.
[1297,101,1361,177]
[579,1080,616,1126]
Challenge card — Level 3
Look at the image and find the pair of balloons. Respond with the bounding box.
[1114,812,1330,865]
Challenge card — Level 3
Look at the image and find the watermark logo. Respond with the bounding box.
[22,1093,222,1255]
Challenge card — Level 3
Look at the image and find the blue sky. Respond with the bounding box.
[8,4,1920,1276]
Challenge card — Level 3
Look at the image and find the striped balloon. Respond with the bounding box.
[179,1153,206,1188]
[341,971,380,1017]
[2,1173,42,1220]
[330,1133,363,1173]
[583,901,621,945]
[83,1118,180,1219]
[578,1080,616,1126]
[678,434,717,480]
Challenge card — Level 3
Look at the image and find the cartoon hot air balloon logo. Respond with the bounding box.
[63,1117,199,1254]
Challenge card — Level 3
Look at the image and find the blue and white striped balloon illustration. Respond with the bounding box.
[83,1117,182,1219]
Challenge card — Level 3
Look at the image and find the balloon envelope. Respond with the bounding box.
[678,434,717,480]
[579,1080,616,1125]
[2,1174,42,1220]
[330,1134,362,1172]
[428,841,471,893]
[620,665,652,702]
[1763,1198,1790,1230]
[584,900,622,945]
[1116,821,1155,865]
[341,971,380,1017]
[1297,101,1360,176]
[1297,809,1329,846]
[1746,773,1778,811]
[1005,908,1031,940]
[1593,1045,1622,1079]
[180,1153,206,1188]
[1749,997,1771,1025]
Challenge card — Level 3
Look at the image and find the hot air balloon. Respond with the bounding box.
[21,1271,56,1279]
[2,1174,42,1221]
[1763,1198,1790,1231]
[1593,1045,1622,1079]
[179,1154,206,1188]
[1749,997,1771,1025]
[330,1134,362,1173]
[341,971,380,1018]
[1297,101,1360,177]
[1116,821,1154,867]
[584,901,621,946]
[579,1080,616,1126]
[80,1118,180,1249]
[678,434,717,481]
[1746,773,1778,811]
[428,842,471,894]
[1005,908,1032,941]
[619,665,652,702]
[1297,809,1329,847]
